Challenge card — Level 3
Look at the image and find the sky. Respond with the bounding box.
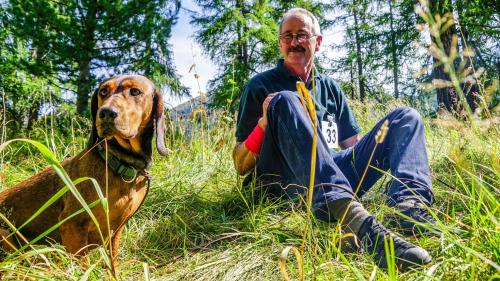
[168,0,215,108]
[168,1,344,107]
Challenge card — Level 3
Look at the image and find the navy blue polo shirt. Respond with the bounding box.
[236,59,360,143]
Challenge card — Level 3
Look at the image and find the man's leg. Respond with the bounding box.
[256,92,431,268]
[256,91,354,209]
[333,107,435,235]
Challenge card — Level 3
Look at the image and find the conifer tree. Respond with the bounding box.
[4,0,186,115]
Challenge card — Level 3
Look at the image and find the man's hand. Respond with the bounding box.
[339,135,359,149]
[233,93,276,176]
[257,93,276,130]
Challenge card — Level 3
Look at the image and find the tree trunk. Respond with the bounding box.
[389,0,399,99]
[350,59,356,99]
[455,0,479,112]
[236,0,248,66]
[353,2,365,101]
[76,59,92,115]
[26,100,40,131]
[76,5,97,116]
[429,0,461,114]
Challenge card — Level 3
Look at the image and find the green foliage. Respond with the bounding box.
[190,0,277,110]
[1,0,186,116]
[0,2,499,278]
[0,17,63,135]
[327,0,426,101]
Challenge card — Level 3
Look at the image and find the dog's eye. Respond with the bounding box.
[99,88,109,96]
[130,88,142,96]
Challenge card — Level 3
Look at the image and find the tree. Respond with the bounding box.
[381,0,422,99]
[454,0,499,112]
[190,0,277,109]
[0,4,58,134]
[352,0,367,101]
[3,0,186,116]
[328,0,425,102]
[425,0,495,115]
[191,0,331,110]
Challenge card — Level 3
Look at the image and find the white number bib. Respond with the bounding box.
[321,116,338,149]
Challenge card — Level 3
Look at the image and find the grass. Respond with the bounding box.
[0,102,498,280]
[1,3,497,279]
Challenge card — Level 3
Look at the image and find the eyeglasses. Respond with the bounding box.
[279,33,318,43]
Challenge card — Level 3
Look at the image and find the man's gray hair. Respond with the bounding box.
[279,8,321,35]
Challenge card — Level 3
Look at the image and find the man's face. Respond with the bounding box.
[279,13,322,69]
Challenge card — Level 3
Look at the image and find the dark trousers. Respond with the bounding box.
[254,91,433,221]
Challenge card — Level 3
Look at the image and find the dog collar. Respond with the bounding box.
[97,145,138,182]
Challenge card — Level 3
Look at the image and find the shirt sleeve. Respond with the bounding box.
[332,81,361,142]
[235,79,264,142]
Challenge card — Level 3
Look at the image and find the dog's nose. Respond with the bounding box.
[99,107,119,120]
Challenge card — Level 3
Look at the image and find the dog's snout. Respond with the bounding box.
[99,107,119,120]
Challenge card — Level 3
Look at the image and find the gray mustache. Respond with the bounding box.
[288,46,305,52]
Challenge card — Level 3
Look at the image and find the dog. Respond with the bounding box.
[0,75,167,266]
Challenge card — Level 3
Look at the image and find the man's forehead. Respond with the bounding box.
[281,14,313,32]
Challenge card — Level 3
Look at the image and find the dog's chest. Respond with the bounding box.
[107,179,148,227]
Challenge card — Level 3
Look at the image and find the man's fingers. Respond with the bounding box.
[263,93,277,110]
[263,97,272,111]
[262,93,278,121]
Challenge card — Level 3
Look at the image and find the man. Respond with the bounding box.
[233,8,436,269]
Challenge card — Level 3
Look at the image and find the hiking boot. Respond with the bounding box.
[387,199,437,236]
[358,216,432,270]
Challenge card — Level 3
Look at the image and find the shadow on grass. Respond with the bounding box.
[124,181,303,264]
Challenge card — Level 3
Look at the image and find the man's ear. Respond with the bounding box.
[86,88,99,148]
[315,34,323,52]
[153,89,168,156]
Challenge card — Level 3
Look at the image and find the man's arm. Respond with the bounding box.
[339,134,359,150]
[233,142,258,176]
[232,142,256,176]
[233,94,275,175]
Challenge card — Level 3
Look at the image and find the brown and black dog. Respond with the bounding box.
[0,75,167,264]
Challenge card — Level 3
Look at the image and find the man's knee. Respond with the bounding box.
[391,107,423,125]
[268,90,302,116]
[269,90,297,107]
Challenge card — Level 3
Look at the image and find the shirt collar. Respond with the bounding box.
[276,59,321,82]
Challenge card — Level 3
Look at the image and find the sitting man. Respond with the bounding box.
[232,7,435,269]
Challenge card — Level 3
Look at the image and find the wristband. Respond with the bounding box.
[244,124,265,154]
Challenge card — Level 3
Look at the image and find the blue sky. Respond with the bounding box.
[169,0,215,107]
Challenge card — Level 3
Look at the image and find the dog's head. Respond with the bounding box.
[88,75,168,166]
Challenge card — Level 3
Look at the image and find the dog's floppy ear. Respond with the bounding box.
[153,88,168,156]
[86,88,100,148]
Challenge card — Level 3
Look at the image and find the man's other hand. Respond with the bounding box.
[258,93,276,130]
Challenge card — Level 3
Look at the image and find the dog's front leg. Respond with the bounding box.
[111,224,126,259]
[59,216,90,255]
[107,223,126,276]
[0,228,17,252]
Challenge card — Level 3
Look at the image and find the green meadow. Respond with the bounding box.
[0,101,498,280]
[1,0,498,280]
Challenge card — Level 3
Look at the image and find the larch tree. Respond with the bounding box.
[4,0,186,116]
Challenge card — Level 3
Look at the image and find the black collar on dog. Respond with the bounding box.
[97,144,138,182]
